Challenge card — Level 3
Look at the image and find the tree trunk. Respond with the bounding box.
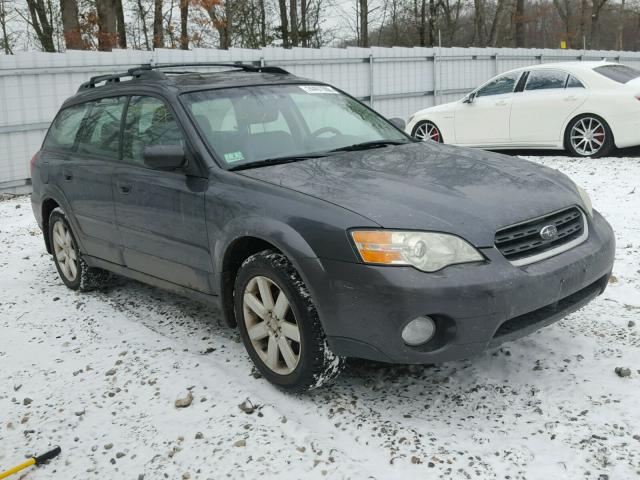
[552,0,571,48]
[25,0,56,51]
[278,0,289,47]
[300,0,307,46]
[359,0,368,47]
[180,0,188,49]
[59,0,82,49]
[488,0,507,46]
[0,0,12,54]
[222,0,232,49]
[136,0,150,50]
[616,0,625,50]
[260,0,267,46]
[115,0,126,48]
[427,0,436,45]
[153,0,163,48]
[514,0,525,47]
[96,0,117,50]
[473,0,485,46]
[290,0,299,46]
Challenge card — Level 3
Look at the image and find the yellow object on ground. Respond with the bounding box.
[0,446,60,479]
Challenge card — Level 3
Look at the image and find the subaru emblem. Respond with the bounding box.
[540,224,558,240]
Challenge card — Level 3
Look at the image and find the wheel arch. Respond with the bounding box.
[214,217,320,329]
[562,112,615,150]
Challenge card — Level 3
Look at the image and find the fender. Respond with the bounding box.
[39,183,88,255]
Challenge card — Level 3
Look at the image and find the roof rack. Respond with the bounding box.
[78,62,290,91]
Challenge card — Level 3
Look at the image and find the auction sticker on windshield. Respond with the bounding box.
[299,85,338,94]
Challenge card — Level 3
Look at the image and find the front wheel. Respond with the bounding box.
[412,120,443,143]
[234,250,345,392]
[565,115,614,158]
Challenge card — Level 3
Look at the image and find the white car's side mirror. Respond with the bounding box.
[463,92,476,104]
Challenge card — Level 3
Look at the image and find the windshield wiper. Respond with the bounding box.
[228,153,328,171]
[328,140,409,153]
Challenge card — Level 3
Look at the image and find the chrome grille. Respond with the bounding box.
[495,207,586,263]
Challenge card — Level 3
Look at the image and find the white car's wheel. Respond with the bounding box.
[565,115,614,158]
[412,121,443,143]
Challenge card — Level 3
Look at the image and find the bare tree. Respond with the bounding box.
[115,0,126,47]
[359,0,368,46]
[616,0,625,49]
[0,0,14,53]
[25,0,56,51]
[59,0,83,49]
[553,0,572,47]
[290,0,299,45]
[590,0,608,48]
[473,0,486,45]
[278,0,289,46]
[96,0,117,50]
[514,0,525,46]
[180,0,188,49]
[153,0,163,47]
[136,0,151,49]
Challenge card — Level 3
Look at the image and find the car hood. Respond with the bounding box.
[238,143,583,247]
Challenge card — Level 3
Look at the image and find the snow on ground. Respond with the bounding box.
[1,155,639,480]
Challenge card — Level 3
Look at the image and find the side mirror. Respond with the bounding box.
[463,92,476,104]
[389,117,406,130]
[143,144,186,170]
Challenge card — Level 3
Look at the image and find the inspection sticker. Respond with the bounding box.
[224,151,245,163]
[299,85,338,94]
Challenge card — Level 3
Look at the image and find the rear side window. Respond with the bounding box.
[76,97,126,159]
[594,64,640,84]
[566,75,585,88]
[44,103,90,152]
[525,70,568,91]
[122,96,185,166]
[476,72,521,97]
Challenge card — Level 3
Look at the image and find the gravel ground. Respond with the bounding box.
[1,155,639,480]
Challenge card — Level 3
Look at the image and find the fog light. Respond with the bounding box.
[401,316,436,346]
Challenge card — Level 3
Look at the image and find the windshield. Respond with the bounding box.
[593,64,640,84]
[182,84,408,168]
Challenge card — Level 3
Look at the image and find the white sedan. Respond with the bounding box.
[405,62,640,157]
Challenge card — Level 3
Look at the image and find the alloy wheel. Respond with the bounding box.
[414,122,442,143]
[570,117,606,156]
[52,220,78,282]
[242,275,301,375]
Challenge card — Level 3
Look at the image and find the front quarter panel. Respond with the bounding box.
[206,168,379,294]
[406,102,458,143]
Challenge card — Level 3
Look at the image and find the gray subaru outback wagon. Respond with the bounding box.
[31,63,615,392]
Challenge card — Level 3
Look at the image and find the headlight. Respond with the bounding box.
[576,185,593,217]
[350,230,484,272]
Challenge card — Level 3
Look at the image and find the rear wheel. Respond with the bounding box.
[49,209,110,291]
[565,115,614,158]
[412,121,443,143]
[234,250,345,392]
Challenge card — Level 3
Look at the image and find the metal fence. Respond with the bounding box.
[2,46,640,191]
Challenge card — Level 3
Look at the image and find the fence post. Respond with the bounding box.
[432,51,438,106]
[494,53,499,75]
[368,53,374,108]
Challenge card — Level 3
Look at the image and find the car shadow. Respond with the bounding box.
[495,146,640,158]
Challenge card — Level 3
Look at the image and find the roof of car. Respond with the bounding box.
[67,64,318,104]
[510,61,617,73]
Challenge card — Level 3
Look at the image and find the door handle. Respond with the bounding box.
[118,184,132,194]
[63,171,73,181]
[495,100,508,106]
[564,96,578,101]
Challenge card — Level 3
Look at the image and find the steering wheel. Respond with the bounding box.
[311,127,341,138]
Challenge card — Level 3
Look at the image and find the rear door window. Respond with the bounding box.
[122,96,186,166]
[44,103,90,152]
[566,75,585,88]
[76,97,127,159]
[525,70,568,91]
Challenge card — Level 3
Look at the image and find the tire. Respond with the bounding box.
[565,114,614,158]
[48,208,110,291]
[234,249,345,392]
[412,120,444,143]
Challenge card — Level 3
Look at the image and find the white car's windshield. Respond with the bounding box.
[182,84,409,169]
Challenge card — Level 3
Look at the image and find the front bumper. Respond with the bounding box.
[302,210,615,364]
